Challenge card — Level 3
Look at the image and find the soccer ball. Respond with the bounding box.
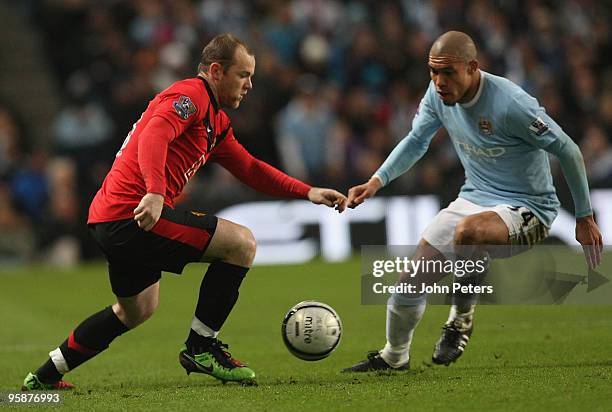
[281,301,342,361]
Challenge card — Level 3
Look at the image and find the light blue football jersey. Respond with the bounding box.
[375,71,592,228]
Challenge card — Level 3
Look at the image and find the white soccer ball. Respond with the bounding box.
[281,301,342,361]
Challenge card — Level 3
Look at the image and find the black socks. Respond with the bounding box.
[36,306,129,383]
[187,262,248,347]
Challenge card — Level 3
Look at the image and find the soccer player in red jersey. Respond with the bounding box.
[22,33,347,389]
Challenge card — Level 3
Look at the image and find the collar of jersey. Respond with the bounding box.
[197,76,219,111]
[459,70,484,109]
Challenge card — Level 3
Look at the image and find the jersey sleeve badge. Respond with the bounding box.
[173,95,197,120]
[529,117,550,136]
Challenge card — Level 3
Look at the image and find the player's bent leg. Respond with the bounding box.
[343,240,443,373]
[113,281,160,329]
[23,221,172,391]
[22,300,133,391]
[453,211,509,251]
[453,211,505,311]
[342,294,424,373]
[433,211,509,366]
[201,218,257,267]
[380,293,427,367]
[180,218,256,384]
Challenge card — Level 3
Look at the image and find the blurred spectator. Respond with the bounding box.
[325,119,353,187]
[581,124,612,187]
[290,0,343,34]
[53,79,114,158]
[387,80,420,143]
[199,0,249,39]
[37,158,81,267]
[10,150,49,224]
[341,25,386,92]
[276,74,335,182]
[599,90,612,134]
[350,127,393,182]
[0,182,35,264]
[0,105,24,178]
[262,2,304,67]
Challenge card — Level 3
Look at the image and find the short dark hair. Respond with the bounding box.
[198,33,253,74]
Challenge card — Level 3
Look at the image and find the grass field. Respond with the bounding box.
[1,259,611,411]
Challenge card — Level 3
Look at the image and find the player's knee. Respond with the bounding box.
[232,225,257,267]
[131,304,157,327]
[454,216,485,245]
[116,299,158,328]
[139,299,158,322]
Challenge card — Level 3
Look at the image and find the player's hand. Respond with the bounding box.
[348,176,383,208]
[307,187,347,213]
[575,215,603,269]
[133,193,164,231]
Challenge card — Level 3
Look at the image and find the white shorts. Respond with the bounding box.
[422,197,549,252]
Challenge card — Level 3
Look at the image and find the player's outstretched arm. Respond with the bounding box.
[211,135,345,213]
[347,176,383,209]
[575,215,603,269]
[543,134,603,268]
[308,187,347,213]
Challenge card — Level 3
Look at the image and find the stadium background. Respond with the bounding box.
[1,2,611,410]
[0,0,610,264]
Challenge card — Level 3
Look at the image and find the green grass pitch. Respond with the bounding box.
[1,260,611,411]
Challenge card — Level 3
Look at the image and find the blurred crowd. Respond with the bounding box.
[1,0,611,264]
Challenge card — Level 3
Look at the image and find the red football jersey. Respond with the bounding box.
[88,77,311,223]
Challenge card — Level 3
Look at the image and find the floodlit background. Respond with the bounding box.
[0,0,610,266]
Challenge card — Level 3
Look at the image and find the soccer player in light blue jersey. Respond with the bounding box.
[343,31,603,372]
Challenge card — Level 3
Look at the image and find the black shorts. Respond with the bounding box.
[89,206,218,298]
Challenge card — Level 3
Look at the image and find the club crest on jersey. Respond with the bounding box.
[173,96,196,120]
[529,117,550,136]
[478,117,493,135]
